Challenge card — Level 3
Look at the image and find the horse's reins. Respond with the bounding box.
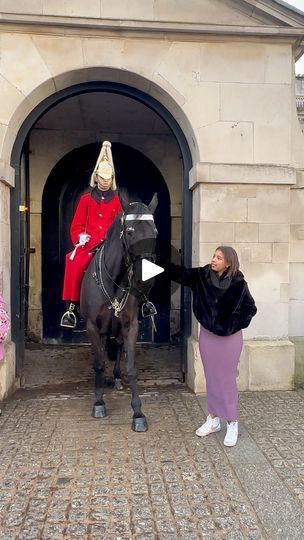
[94,243,131,317]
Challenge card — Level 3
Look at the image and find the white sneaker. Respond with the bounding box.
[224,421,238,446]
[195,415,221,437]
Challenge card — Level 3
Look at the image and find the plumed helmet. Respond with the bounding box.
[90,141,116,189]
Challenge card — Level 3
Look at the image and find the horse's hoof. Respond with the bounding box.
[114,378,123,391]
[92,404,106,418]
[132,417,148,432]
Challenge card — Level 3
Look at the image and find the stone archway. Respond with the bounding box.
[9,78,193,379]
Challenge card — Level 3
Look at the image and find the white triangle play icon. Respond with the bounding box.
[142,259,164,281]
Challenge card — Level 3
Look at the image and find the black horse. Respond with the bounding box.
[80,193,158,432]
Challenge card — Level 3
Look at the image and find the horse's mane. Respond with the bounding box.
[104,213,122,243]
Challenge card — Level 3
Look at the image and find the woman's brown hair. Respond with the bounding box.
[216,246,240,277]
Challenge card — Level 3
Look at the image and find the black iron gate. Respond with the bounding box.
[10,139,30,377]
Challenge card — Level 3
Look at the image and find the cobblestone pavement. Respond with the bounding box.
[0,346,303,539]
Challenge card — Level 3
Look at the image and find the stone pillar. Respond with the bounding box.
[186,162,296,393]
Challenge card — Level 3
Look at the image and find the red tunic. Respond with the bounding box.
[62,190,122,301]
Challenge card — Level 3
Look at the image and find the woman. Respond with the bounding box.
[61,141,122,328]
[169,246,257,446]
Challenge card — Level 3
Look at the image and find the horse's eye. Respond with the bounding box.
[126,226,135,233]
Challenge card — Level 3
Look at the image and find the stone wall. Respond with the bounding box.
[0,0,282,25]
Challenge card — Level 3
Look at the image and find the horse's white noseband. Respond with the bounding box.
[125,214,154,221]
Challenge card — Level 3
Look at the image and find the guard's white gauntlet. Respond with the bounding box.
[69,233,91,260]
[78,233,90,246]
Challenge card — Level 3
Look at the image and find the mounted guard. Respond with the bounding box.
[61,141,122,328]
[60,140,157,329]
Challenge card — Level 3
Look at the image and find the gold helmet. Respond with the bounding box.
[90,141,116,189]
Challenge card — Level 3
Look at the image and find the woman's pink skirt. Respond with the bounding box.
[199,325,243,421]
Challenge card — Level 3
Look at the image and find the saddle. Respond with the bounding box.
[89,241,104,257]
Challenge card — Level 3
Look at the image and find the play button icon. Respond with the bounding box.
[142,259,164,281]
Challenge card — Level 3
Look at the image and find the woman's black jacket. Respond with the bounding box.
[169,263,257,336]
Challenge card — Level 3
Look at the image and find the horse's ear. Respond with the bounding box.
[148,193,158,214]
[118,187,129,211]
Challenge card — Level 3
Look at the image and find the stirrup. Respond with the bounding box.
[141,301,157,318]
[60,303,77,329]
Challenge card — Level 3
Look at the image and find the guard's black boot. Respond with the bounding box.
[141,300,157,318]
[60,302,77,328]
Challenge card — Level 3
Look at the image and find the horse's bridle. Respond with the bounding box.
[93,203,157,317]
[120,204,157,267]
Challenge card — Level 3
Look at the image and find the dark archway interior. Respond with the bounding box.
[42,142,171,344]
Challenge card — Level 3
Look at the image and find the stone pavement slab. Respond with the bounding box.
[0,383,303,539]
